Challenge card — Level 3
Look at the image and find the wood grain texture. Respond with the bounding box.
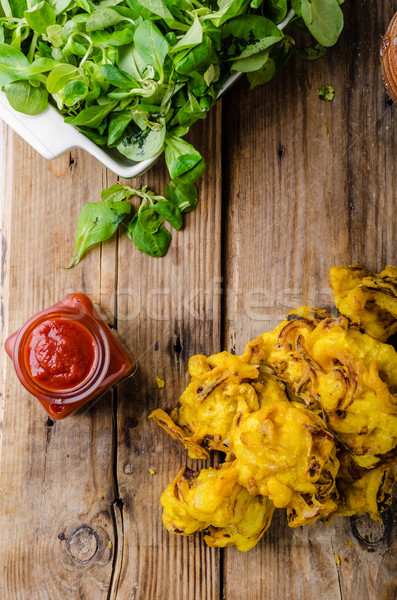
[0,133,116,599]
[222,2,397,599]
[1,0,397,598]
[114,103,223,600]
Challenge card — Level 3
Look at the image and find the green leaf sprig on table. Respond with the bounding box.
[0,0,345,260]
[66,179,198,265]
[318,83,335,101]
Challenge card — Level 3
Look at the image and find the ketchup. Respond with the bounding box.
[5,293,134,419]
[26,318,97,391]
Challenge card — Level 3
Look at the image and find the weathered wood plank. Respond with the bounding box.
[0,132,116,599]
[221,2,397,599]
[1,1,397,597]
[114,104,223,600]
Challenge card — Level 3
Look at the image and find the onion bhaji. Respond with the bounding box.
[150,351,261,459]
[151,265,397,552]
[329,264,397,341]
[161,463,274,551]
[330,452,396,523]
[243,308,397,466]
[232,382,339,526]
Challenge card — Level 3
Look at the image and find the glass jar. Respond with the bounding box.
[5,293,135,420]
[381,12,397,102]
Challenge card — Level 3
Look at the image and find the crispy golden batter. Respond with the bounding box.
[151,352,261,458]
[330,453,396,522]
[229,378,339,525]
[242,307,332,401]
[243,308,397,465]
[161,463,274,551]
[149,409,209,459]
[329,265,397,341]
[151,265,397,551]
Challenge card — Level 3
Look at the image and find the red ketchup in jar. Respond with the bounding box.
[5,293,135,419]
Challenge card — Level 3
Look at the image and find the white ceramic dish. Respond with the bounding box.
[0,10,293,178]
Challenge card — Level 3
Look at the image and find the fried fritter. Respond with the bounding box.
[150,351,261,458]
[229,378,339,526]
[161,463,274,551]
[243,308,397,466]
[149,408,210,460]
[330,452,396,522]
[242,306,332,402]
[151,265,397,550]
[329,265,397,341]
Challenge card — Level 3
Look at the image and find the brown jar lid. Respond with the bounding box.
[381,12,397,103]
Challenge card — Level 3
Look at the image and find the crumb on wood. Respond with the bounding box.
[156,377,165,389]
[335,554,341,565]
[149,468,156,475]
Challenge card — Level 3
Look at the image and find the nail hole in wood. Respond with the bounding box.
[124,416,138,429]
[69,153,77,169]
[173,334,182,354]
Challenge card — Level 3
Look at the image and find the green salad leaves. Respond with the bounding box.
[0,0,345,261]
[67,195,132,267]
[66,180,197,266]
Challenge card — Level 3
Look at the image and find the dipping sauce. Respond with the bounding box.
[26,318,97,391]
[5,293,135,419]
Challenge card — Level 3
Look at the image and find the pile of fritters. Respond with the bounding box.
[150,265,397,551]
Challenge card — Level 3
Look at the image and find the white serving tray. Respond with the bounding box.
[0,10,293,178]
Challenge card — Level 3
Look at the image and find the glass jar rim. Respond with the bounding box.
[12,306,111,404]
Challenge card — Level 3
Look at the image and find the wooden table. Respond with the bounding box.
[1,2,397,598]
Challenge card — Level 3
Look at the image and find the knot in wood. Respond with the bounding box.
[69,526,98,563]
[351,513,388,548]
